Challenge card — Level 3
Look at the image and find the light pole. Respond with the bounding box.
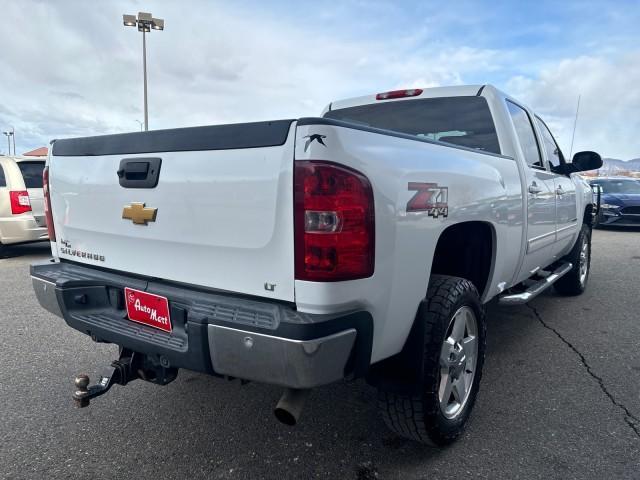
[135,120,143,131]
[2,130,13,156]
[10,127,15,155]
[123,12,164,131]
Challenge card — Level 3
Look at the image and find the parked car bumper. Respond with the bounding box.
[0,215,48,245]
[31,261,373,389]
[598,209,640,227]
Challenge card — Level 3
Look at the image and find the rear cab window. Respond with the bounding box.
[0,163,6,187]
[17,161,45,189]
[506,100,544,170]
[324,96,502,154]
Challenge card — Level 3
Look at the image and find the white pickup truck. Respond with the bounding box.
[32,84,601,445]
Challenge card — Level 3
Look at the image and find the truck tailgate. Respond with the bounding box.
[49,120,296,301]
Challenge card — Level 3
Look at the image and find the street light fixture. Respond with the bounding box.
[123,12,165,131]
[2,129,14,156]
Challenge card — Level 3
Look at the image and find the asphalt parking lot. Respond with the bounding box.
[1,230,639,480]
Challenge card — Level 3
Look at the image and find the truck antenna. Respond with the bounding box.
[569,94,581,159]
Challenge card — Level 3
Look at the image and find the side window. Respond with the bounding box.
[0,164,6,187]
[535,116,565,172]
[506,100,544,169]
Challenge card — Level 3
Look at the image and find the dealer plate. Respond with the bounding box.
[124,287,172,333]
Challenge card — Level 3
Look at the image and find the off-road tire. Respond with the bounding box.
[554,223,591,295]
[377,275,487,446]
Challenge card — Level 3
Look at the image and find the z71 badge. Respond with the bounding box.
[406,182,449,218]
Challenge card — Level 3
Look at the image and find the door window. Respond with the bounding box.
[506,101,544,169]
[0,165,6,187]
[535,117,565,173]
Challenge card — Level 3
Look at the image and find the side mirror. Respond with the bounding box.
[572,151,602,172]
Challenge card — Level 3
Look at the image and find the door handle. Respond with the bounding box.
[556,185,565,196]
[118,157,162,188]
[528,182,542,195]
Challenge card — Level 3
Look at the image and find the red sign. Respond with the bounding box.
[124,287,172,333]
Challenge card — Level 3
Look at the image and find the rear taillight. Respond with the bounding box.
[294,161,374,281]
[43,166,56,241]
[9,190,31,215]
[375,88,423,100]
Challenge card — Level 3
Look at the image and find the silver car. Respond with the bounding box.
[0,156,48,253]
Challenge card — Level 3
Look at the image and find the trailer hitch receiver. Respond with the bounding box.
[72,348,177,407]
[72,349,139,408]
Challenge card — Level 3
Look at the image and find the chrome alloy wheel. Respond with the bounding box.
[438,306,479,419]
[579,235,589,286]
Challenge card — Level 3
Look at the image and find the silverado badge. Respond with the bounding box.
[122,203,158,225]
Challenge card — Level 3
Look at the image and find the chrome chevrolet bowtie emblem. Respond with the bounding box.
[122,203,157,225]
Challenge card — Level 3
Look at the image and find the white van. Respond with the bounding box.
[0,156,48,253]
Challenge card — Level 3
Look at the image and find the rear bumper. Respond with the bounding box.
[31,261,372,389]
[0,215,48,245]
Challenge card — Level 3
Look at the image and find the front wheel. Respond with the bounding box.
[593,210,604,229]
[377,275,487,446]
[554,223,591,295]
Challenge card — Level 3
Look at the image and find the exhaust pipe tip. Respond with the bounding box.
[274,406,298,426]
[274,388,310,426]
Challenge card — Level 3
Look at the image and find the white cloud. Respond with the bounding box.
[0,0,637,161]
[0,0,504,153]
[506,53,640,159]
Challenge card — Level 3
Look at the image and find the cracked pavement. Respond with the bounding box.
[528,303,640,439]
[1,229,639,479]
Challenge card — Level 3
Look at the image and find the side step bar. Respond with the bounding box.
[499,262,573,306]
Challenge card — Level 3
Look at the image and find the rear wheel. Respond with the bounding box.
[554,223,591,295]
[377,275,486,445]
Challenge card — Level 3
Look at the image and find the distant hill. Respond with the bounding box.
[599,158,640,174]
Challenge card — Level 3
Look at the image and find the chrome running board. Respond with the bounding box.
[499,262,573,306]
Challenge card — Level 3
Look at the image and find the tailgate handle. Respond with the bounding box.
[117,158,162,188]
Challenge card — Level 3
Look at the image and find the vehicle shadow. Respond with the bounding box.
[76,301,540,478]
[0,241,50,260]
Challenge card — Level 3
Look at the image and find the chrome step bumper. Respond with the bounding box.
[31,261,372,390]
[208,326,357,389]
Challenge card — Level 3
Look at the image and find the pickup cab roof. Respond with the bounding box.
[323,84,548,163]
[326,84,489,113]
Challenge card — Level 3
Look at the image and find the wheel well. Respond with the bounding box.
[583,204,593,225]
[366,222,494,391]
[430,222,494,298]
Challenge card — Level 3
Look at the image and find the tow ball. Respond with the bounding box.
[73,348,138,408]
[72,348,177,407]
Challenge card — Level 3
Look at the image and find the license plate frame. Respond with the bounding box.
[124,287,172,333]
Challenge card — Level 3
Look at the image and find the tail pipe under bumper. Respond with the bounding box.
[274,388,311,426]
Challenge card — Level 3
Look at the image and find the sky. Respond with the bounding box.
[1,0,639,159]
